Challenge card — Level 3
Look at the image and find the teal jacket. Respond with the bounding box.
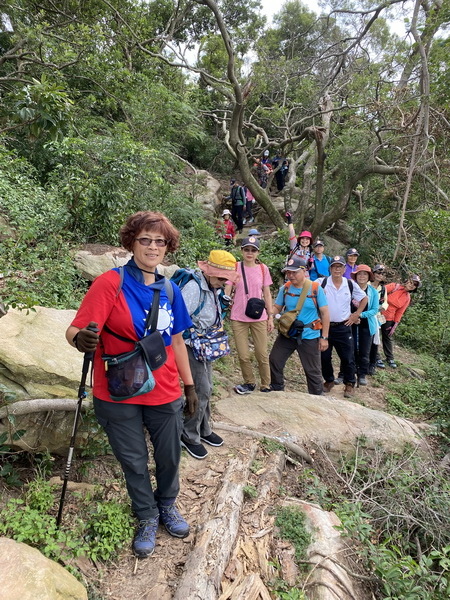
[360,283,379,335]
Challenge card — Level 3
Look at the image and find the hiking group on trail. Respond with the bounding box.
[66,207,421,560]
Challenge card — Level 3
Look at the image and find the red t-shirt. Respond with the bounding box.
[71,269,192,405]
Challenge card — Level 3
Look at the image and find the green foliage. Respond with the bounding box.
[335,445,450,599]
[268,577,307,600]
[243,484,258,499]
[84,501,134,562]
[374,358,450,439]
[297,467,332,509]
[9,74,73,140]
[0,478,134,566]
[274,505,311,562]
[260,437,285,453]
[0,428,26,486]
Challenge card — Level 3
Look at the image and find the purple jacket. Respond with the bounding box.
[344,263,357,279]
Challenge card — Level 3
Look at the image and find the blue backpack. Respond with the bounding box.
[170,268,206,318]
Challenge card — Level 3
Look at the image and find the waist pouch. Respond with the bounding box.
[102,347,155,402]
[277,312,321,339]
[245,297,266,319]
[102,332,167,401]
[188,326,230,362]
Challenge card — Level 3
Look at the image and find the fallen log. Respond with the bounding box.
[172,442,258,600]
[214,421,313,464]
[0,399,90,420]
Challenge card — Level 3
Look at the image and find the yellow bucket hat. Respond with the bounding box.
[198,250,240,283]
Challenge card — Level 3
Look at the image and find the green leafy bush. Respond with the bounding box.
[0,478,134,566]
[275,505,311,562]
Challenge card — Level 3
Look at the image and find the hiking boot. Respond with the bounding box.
[387,360,397,368]
[343,384,355,398]
[376,359,386,369]
[201,432,223,447]
[368,363,376,376]
[158,501,190,538]
[181,439,208,459]
[334,376,343,385]
[234,383,256,395]
[358,376,368,386]
[133,516,159,558]
[323,381,335,393]
[260,387,272,393]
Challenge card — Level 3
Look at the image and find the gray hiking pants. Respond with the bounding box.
[182,346,213,445]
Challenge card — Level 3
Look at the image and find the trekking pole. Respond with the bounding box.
[56,325,98,527]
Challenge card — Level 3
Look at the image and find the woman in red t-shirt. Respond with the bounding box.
[66,211,197,559]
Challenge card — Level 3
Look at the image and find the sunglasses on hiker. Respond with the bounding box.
[135,238,168,247]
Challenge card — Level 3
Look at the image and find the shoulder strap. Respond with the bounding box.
[240,262,249,297]
[321,277,327,288]
[116,266,125,298]
[348,279,353,295]
[293,279,312,315]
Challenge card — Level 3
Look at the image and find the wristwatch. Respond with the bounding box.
[320,336,328,340]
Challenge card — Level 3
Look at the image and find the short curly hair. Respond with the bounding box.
[120,211,180,253]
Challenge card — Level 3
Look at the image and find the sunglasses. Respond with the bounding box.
[373,270,385,274]
[135,237,168,247]
[242,247,258,252]
[216,277,228,283]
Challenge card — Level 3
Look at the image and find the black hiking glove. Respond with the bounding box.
[73,322,99,353]
[184,384,199,417]
[285,212,293,225]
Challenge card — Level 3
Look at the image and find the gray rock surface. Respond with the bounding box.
[73,244,131,281]
[193,170,222,215]
[0,537,87,600]
[215,390,431,458]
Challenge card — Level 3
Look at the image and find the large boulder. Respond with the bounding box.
[216,390,431,458]
[193,170,222,215]
[0,537,87,600]
[73,244,179,282]
[0,306,90,453]
[0,306,81,400]
[73,244,131,281]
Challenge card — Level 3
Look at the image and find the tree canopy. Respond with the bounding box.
[0,0,449,351]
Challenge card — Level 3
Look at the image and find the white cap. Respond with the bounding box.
[222,209,231,216]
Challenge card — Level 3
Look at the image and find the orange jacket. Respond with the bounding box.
[383,283,411,323]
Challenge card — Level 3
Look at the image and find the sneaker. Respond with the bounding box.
[181,439,208,459]
[334,376,343,385]
[368,363,376,376]
[158,502,190,538]
[323,381,335,393]
[343,384,355,398]
[358,376,368,386]
[201,432,223,447]
[260,387,272,392]
[387,360,397,368]
[234,383,256,395]
[376,359,386,369]
[133,516,159,558]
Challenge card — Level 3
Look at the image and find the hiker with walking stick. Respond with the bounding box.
[65,211,198,559]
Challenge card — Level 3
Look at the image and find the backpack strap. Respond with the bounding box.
[307,280,320,312]
[116,266,173,303]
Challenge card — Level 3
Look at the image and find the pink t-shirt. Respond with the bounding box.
[229,262,273,322]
